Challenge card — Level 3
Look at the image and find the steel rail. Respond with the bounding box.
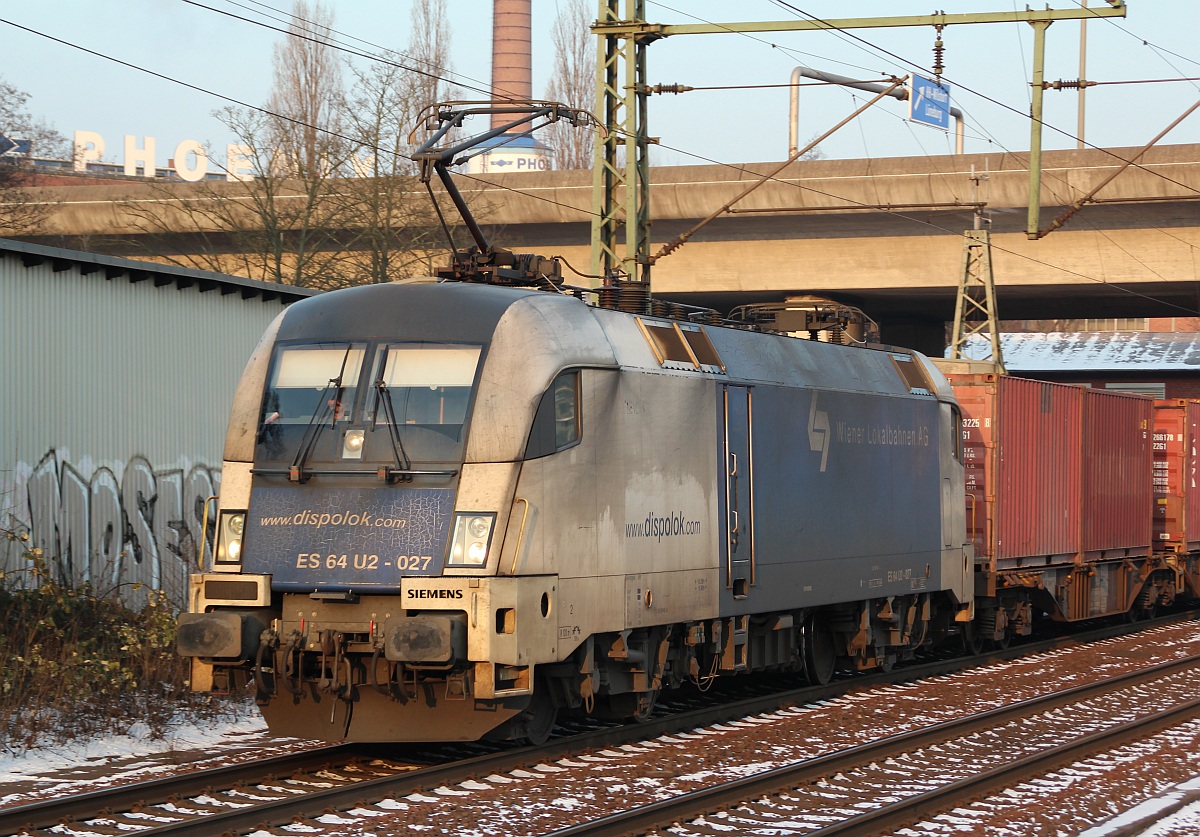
[6,612,1195,836]
[0,744,355,836]
[544,653,1200,837]
[815,699,1200,836]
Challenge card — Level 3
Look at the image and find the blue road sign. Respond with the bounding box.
[909,75,952,130]
[0,134,31,155]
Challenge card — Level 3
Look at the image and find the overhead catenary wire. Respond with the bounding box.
[644,135,1200,317]
[1,8,1196,317]
[176,0,496,98]
[638,0,1199,256]
[766,1,1200,197]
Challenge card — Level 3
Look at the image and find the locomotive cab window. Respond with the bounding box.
[526,370,580,459]
[369,343,481,426]
[366,343,483,460]
[260,343,366,426]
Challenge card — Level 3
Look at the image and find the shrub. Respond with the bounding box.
[0,537,247,754]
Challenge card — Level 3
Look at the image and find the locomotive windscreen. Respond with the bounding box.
[367,344,481,456]
[256,341,482,465]
[243,340,483,590]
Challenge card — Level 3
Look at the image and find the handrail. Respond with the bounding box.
[197,495,218,569]
[508,498,530,576]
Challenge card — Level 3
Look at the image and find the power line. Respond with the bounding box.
[646,136,1200,316]
[0,14,604,227]
[176,0,494,98]
[3,8,1195,316]
[766,1,1200,197]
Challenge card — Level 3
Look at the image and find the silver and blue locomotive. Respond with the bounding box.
[178,278,973,742]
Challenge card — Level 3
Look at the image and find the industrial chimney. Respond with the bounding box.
[469,0,553,174]
[491,0,532,128]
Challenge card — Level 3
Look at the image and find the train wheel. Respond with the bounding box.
[519,686,558,745]
[962,621,984,656]
[803,614,836,685]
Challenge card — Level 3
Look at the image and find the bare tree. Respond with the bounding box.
[121,103,360,289]
[0,78,69,160]
[0,76,67,235]
[325,0,458,283]
[119,3,356,288]
[266,0,346,179]
[339,53,446,283]
[406,0,457,116]
[544,0,595,170]
[121,1,455,287]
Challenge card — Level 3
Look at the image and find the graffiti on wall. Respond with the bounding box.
[1,450,221,610]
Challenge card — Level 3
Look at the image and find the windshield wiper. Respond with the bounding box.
[374,378,413,481]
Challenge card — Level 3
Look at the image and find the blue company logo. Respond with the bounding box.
[808,393,830,472]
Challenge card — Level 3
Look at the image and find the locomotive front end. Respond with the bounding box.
[178,283,586,742]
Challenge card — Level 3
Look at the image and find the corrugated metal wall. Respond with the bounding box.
[0,259,285,466]
[0,247,304,605]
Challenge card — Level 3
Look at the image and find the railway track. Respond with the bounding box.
[4,612,1196,837]
[555,655,1200,836]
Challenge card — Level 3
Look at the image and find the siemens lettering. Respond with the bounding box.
[407,589,464,600]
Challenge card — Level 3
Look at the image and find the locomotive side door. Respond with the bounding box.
[723,384,755,598]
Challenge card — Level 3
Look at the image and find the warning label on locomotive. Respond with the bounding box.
[243,486,453,589]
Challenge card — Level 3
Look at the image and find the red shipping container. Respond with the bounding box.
[1153,400,1200,553]
[936,364,1152,570]
[1081,388,1153,557]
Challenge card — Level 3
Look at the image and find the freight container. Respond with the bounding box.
[1152,399,1200,553]
[933,362,1152,572]
[1081,387,1153,557]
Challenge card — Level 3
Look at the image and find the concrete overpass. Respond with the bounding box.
[23,143,1200,354]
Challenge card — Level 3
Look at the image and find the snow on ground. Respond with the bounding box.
[0,705,319,808]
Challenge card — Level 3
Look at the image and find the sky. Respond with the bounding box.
[0,0,1197,173]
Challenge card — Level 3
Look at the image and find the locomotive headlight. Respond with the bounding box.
[216,511,247,566]
[467,516,490,538]
[343,428,365,460]
[447,512,496,567]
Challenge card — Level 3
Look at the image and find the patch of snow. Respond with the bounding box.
[431,785,470,796]
[0,711,276,804]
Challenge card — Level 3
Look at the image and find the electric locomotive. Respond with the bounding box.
[177,277,974,742]
[177,102,974,743]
